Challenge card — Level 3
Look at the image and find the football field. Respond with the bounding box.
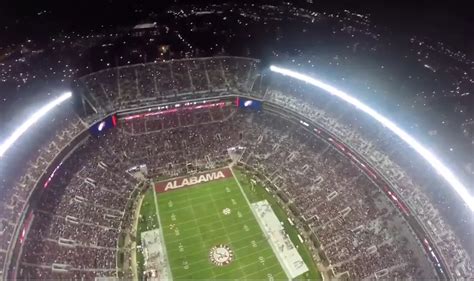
[136,166,321,280]
[155,169,287,280]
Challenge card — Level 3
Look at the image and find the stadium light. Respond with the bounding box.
[269,65,474,212]
[0,92,72,158]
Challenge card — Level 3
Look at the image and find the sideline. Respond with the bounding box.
[229,165,291,281]
[152,181,174,280]
[130,194,144,281]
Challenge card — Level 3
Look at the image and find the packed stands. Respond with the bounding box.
[4,56,472,280]
[262,76,473,278]
[0,111,86,277]
[17,108,437,279]
[79,57,258,112]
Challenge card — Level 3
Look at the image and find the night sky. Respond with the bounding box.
[0,0,472,53]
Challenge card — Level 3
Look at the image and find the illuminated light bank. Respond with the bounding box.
[269,65,474,212]
[0,92,72,158]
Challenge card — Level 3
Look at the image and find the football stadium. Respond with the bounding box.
[0,2,473,281]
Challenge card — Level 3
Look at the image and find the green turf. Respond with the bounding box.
[233,167,322,281]
[136,168,322,280]
[156,176,287,280]
[136,189,160,279]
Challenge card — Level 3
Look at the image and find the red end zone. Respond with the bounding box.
[155,168,232,193]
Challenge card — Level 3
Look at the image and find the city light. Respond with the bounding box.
[0,92,72,158]
[270,65,474,212]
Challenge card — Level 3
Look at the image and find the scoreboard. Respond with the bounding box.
[89,114,117,137]
[236,97,262,110]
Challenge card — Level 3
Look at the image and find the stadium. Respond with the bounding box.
[0,55,470,280]
[0,2,473,281]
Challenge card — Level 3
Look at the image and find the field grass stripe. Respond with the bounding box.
[156,174,288,280]
[163,216,257,244]
[172,244,277,279]
[212,252,279,280]
[229,166,291,281]
[160,206,252,229]
[183,189,219,279]
[158,192,244,213]
[207,191,248,278]
[158,187,227,203]
[170,242,276,274]
[242,262,287,280]
[167,234,272,264]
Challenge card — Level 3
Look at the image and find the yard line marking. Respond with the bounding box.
[157,174,289,280]
[172,244,276,276]
[167,236,274,264]
[230,166,291,281]
[183,187,219,279]
[212,252,279,279]
[160,196,211,278]
[158,185,230,201]
[163,216,257,244]
[207,191,247,278]
[160,205,252,227]
[242,262,287,280]
[158,191,246,213]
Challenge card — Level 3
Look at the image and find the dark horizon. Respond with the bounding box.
[0,0,472,54]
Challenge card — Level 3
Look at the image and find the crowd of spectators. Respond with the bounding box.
[17,106,237,279]
[5,54,469,280]
[79,56,258,113]
[262,76,473,278]
[17,107,440,279]
[1,53,471,277]
[0,1,471,279]
[0,110,86,277]
[238,112,436,279]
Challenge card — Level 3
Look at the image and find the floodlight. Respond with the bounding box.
[270,65,473,212]
[0,92,72,157]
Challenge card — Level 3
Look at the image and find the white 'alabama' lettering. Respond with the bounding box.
[164,171,225,191]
